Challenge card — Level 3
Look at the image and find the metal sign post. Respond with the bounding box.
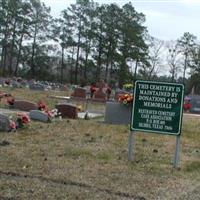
[128,131,135,161]
[84,95,89,119]
[174,135,181,168]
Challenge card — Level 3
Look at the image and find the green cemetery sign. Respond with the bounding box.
[131,80,184,135]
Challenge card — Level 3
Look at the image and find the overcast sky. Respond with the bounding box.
[42,0,200,41]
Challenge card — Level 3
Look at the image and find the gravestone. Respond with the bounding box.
[104,101,132,124]
[0,79,5,86]
[14,100,38,111]
[4,79,11,85]
[188,95,200,113]
[0,114,10,131]
[29,83,46,91]
[96,80,106,89]
[71,87,86,99]
[93,88,106,101]
[55,103,78,119]
[12,81,21,88]
[29,110,49,122]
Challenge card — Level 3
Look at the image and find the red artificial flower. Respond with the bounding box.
[17,113,30,124]
[118,94,133,105]
[38,100,48,111]
[7,96,15,105]
[183,102,192,111]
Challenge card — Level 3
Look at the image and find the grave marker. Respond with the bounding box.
[29,110,49,122]
[71,87,86,99]
[94,90,106,101]
[105,102,132,124]
[29,83,46,91]
[14,100,38,111]
[0,114,10,132]
[55,103,78,119]
[188,95,200,113]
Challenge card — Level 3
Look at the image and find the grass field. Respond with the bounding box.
[0,88,200,200]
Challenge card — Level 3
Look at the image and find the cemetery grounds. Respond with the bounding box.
[0,88,200,200]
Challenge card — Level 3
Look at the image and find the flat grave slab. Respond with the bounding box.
[29,110,49,122]
[188,95,200,113]
[78,112,103,119]
[71,87,86,99]
[29,83,46,91]
[14,100,38,111]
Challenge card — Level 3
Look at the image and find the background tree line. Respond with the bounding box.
[0,0,200,93]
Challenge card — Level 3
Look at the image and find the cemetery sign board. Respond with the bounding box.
[131,80,184,135]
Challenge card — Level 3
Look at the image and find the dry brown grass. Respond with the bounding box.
[0,88,200,200]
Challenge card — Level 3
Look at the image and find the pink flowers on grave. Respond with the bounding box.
[9,120,17,131]
[46,109,59,118]
[17,113,30,124]
[38,100,60,119]
[0,92,14,106]
[9,113,30,131]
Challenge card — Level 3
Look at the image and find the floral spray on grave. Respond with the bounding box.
[37,100,62,121]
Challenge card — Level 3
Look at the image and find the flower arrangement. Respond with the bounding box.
[9,119,17,131]
[9,113,31,131]
[118,93,133,106]
[46,109,60,118]
[17,113,30,124]
[7,96,15,106]
[37,100,61,120]
[38,100,48,111]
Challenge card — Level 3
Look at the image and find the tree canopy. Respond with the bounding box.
[0,0,200,92]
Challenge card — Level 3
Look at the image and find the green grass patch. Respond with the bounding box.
[185,161,200,172]
[0,87,200,199]
[96,152,113,161]
[64,147,93,159]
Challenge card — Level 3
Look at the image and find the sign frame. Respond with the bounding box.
[130,80,185,136]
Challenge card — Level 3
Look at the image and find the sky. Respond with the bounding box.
[42,0,200,41]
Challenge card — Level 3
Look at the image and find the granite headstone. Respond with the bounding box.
[0,114,10,131]
[14,100,38,111]
[104,101,132,124]
[29,110,50,122]
[55,103,78,119]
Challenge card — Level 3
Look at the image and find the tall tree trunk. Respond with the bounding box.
[96,15,103,81]
[183,52,188,84]
[84,40,91,80]
[0,47,5,73]
[105,52,109,83]
[96,35,102,81]
[74,19,82,84]
[84,52,88,80]
[105,41,112,83]
[9,19,17,75]
[3,46,8,76]
[14,31,24,76]
[60,46,64,83]
[2,25,10,76]
[30,23,38,78]
[70,46,75,84]
[1,14,10,76]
